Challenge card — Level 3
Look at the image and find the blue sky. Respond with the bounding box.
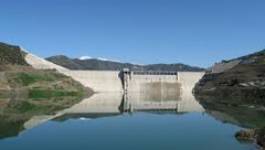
[0,0,265,67]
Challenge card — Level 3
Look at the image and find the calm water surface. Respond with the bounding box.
[0,92,258,150]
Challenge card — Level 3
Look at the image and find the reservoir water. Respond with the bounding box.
[0,92,258,150]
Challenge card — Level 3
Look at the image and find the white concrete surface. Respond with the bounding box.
[25,53,69,72]
[65,71,123,92]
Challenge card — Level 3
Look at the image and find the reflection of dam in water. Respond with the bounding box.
[24,91,204,129]
[58,69,204,116]
[58,90,204,119]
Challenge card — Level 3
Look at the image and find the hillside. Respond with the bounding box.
[0,42,92,139]
[194,49,265,148]
[211,49,265,73]
[0,42,90,108]
[194,49,265,106]
[46,55,205,72]
[0,42,28,66]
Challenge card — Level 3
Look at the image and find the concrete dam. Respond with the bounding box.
[25,53,205,95]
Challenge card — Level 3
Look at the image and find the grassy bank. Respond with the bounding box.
[0,66,93,119]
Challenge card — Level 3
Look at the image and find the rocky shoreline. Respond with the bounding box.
[235,128,265,149]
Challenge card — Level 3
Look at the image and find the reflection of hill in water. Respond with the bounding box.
[0,116,25,140]
[196,96,265,129]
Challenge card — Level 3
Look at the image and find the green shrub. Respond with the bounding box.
[9,101,37,113]
[15,72,55,86]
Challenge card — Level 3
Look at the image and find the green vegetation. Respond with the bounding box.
[0,69,89,115]
[6,100,63,114]
[0,68,90,139]
[29,89,82,99]
[5,69,88,100]
[9,101,37,113]
[14,72,55,86]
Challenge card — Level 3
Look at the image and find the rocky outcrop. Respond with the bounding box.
[235,128,265,149]
[235,129,256,141]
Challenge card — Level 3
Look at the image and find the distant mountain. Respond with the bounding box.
[46,55,205,72]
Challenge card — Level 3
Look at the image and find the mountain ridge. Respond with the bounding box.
[46,55,205,72]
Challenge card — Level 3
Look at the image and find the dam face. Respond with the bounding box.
[65,70,204,94]
[25,53,204,94]
[65,70,123,92]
